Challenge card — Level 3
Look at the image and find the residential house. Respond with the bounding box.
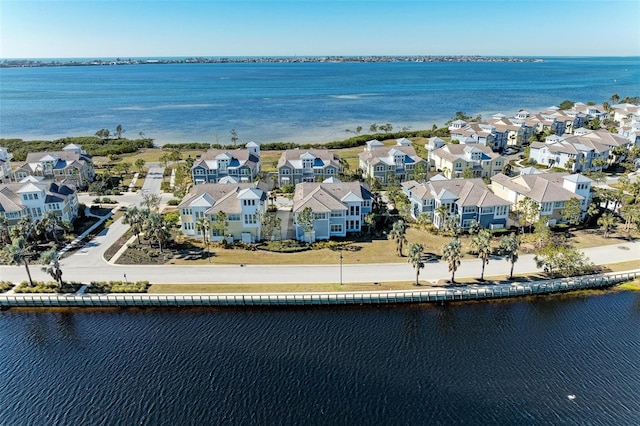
[13,144,94,189]
[491,171,592,225]
[401,175,511,230]
[449,122,501,150]
[191,143,261,185]
[178,182,268,243]
[0,176,79,229]
[0,147,13,183]
[277,149,341,186]
[528,134,610,172]
[425,137,446,167]
[292,181,372,241]
[359,138,426,184]
[430,143,504,179]
[571,102,610,121]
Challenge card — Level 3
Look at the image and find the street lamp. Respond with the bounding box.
[339,248,343,286]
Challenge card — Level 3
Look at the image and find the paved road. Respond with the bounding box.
[1,239,638,285]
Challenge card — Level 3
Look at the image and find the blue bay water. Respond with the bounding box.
[1,292,639,424]
[1,57,638,145]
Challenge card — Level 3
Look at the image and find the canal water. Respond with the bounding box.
[1,292,639,425]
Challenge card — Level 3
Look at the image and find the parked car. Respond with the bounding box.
[504,147,519,155]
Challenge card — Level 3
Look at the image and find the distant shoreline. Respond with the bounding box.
[0,55,540,68]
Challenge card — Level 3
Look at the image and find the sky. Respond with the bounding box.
[1,0,639,58]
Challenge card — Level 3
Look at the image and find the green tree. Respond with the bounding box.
[597,212,617,238]
[143,212,171,251]
[39,248,63,288]
[195,217,211,259]
[561,197,583,226]
[462,167,473,179]
[296,207,315,241]
[0,215,10,245]
[123,206,146,244]
[620,203,640,233]
[212,211,229,239]
[114,124,125,139]
[516,198,540,233]
[389,219,407,257]
[134,158,146,173]
[407,243,425,286]
[470,229,492,281]
[499,232,520,279]
[230,128,238,146]
[369,123,378,133]
[558,100,575,110]
[95,128,110,141]
[2,237,34,287]
[413,161,429,182]
[141,192,162,212]
[467,219,481,236]
[442,237,462,283]
[534,244,594,277]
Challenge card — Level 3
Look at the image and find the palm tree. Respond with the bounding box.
[195,217,211,259]
[471,229,492,281]
[144,213,171,251]
[114,124,125,139]
[123,206,146,244]
[499,232,520,280]
[40,248,63,288]
[11,216,35,242]
[230,128,238,146]
[389,219,407,257]
[41,211,61,242]
[2,237,35,287]
[597,212,617,238]
[407,243,425,286]
[442,237,462,284]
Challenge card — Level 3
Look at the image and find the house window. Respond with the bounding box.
[541,202,553,213]
[463,206,476,214]
[228,214,241,221]
[327,168,335,175]
[375,165,384,172]
[330,224,343,233]
[349,205,360,216]
[554,201,565,209]
[244,214,257,224]
[495,205,508,216]
[462,219,474,228]
[480,207,494,214]
[313,213,326,220]
[281,168,290,175]
[243,199,256,206]
[330,211,343,217]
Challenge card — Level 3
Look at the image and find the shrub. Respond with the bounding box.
[259,240,310,253]
[0,281,14,293]
[86,280,150,293]
[14,281,82,293]
[167,199,181,206]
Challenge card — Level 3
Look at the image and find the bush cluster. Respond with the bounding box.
[0,137,153,161]
[258,240,310,253]
[86,280,150,293]
[14,281,82,293]
[0,281,14,293]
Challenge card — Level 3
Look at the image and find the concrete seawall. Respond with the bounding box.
[1,271,638,308]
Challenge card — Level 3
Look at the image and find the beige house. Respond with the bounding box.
[359,138,426,184]
[431,144,504,179]
[491,171,592,225]
[178,182,268,243]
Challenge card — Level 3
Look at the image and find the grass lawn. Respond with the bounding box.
[148,281,431,294]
